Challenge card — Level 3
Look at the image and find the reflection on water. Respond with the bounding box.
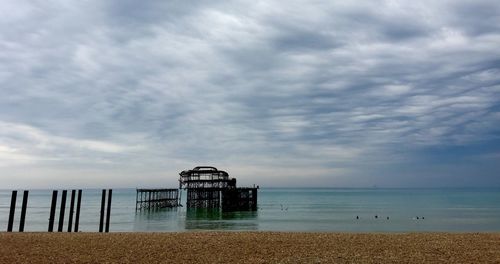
[134,208,181,222]
[185,208,258,230]
[132,207,259,231]
[133,207,184,231]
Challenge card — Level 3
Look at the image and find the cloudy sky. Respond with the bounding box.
[1,0,500,188]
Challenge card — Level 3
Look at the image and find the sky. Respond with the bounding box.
[1,0,500,189]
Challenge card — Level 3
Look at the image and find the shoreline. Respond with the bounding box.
[1,232,500,263]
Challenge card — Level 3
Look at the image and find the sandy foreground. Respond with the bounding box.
[1,232,499,263]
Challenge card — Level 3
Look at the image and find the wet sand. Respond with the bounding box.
[1,232,499,263]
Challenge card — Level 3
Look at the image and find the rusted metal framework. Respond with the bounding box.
[136,188,179,210]
[187,189,220,208]
[179,166,257,211]
[179,166,235,189]
[222,188,258,211]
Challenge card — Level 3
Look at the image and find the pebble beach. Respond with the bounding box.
[1,232,499,263]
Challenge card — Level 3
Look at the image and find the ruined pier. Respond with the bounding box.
[135,166,258,211]
[179,166,258,211]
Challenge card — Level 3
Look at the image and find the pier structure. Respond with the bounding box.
[222,187,258,211]
[136,188,179,210]
[179,166,258,211]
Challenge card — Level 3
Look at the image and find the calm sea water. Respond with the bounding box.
[1,188,500,232]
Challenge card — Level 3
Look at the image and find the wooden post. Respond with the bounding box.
[74,190,82,232]
[67,190,76,232]
[178,189,181,206]
[252,188,257,211]
[58,190,67,232]
[19,191,29,232]
[99,189,106,232]
[7,190,17,232]
[105,189,112,232]
[148,191,151,209]
[48,190,58,232]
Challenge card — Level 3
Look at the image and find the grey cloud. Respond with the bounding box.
[1,0,500,188]
[271,30,340,51]
[450,1,500,36]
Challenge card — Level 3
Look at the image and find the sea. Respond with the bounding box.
[1,188,500,232]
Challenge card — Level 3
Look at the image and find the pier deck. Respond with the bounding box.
[136,188,179,210]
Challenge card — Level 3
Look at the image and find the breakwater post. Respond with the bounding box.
[48,189,83,232]
[7,191,17,232]
[74,190,82,232]
[57,190,67,232]
[4,189,98,232]
[67,190,75,232]
[99,189,112,232]
[48,190,58,232]
[19,191,29,232]
[99,190,105,232]
[6,190,30,232]
[105,189,112,233]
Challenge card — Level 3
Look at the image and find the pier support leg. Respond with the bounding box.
[105,189,112,233]
[74,190,82,232]
[48,190,58,232]
[99,189,106,232]
[19,191,29,232]
[7,190,17,232]
[67,190,75,232]
[252,189,258,211]
[57,190,67,232]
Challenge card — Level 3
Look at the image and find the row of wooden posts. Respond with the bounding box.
[6,189,112,232]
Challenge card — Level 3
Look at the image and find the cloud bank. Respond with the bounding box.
[1,0,500,188]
